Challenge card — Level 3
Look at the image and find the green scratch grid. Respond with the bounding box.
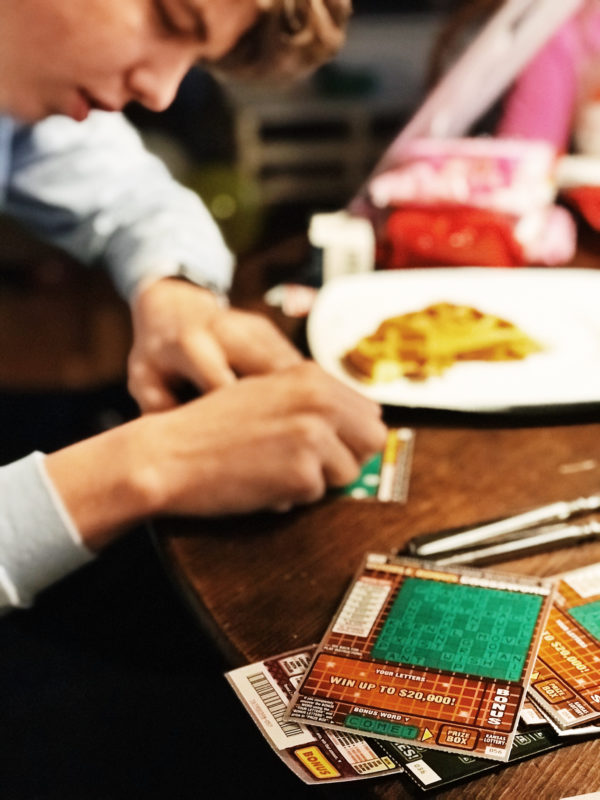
[371,577,543,682]
[342,452,382,498]
[569,599,600,642]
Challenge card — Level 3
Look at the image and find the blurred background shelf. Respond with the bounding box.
[224,14,442,213]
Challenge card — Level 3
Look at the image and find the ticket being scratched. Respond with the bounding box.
[343,428,415,502]
[529,562,600,729]
[286,553,555,762]
[226,647,407,784]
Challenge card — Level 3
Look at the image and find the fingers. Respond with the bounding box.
[283,362,387,462]
[130,332,238,410]
[318,421,366,489]
[128,358,179,413]
[261,415,361,511]
[147,373,387,518]
[343,412,388,467]
[213,309,303,375]
[174,330,237,392]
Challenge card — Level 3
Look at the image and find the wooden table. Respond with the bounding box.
[154,237,600,799]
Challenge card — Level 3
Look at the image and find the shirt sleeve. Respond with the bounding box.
[496,18,582,151]
[0,453,94,609]
[4,111,235,300]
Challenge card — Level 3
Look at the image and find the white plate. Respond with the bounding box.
[307,268,600,412]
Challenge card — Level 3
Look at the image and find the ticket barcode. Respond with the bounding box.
[247,672,305,738]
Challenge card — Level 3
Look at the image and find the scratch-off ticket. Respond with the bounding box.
[226,647,407,784]
[227,645,572,790]
[529,562,600,729]
[395,726,566,792]
[378,428,415,502]
[343,428,415,502]
[286,553,554,761]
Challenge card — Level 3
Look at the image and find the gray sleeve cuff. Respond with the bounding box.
[0,452,95,608]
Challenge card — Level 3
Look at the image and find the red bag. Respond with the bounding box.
[378,205,525,269]
[562,186,600,230]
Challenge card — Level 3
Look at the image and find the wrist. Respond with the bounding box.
[44,415,167,551]
[132,272,229,309]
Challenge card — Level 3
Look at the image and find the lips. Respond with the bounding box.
[67,91,92,122]
[79,89,121,113]
[89,96,120,112]
[64,89,121,122]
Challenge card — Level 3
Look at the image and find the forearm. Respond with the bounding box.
[44,415,161,551]
[5,364,385,608]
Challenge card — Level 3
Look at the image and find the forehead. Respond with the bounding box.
[185,0,261,26]
[196,0,261,57]
[34,0,260,36]
[197,0,261,26]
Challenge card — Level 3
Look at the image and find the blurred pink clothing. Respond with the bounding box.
[497,4,600,150]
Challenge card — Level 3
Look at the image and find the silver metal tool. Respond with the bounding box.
[433,520,600,566]
[412,495,600,558]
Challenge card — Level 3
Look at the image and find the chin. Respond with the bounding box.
[5,102,50,124]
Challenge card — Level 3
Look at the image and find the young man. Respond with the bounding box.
[0,0,386,608]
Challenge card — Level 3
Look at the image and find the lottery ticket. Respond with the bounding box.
[286,553,555,761]
[227,645,572,790]
[226,647,407,784]
[395,726,565,791]
[522,698,600,738]
[529,562,600,729]
[342,428,415,502]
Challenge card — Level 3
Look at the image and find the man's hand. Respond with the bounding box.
[128,277,302,411]
[143,361,387,517]
[46,361,387,548]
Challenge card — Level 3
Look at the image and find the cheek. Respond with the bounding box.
[31,3,148,77]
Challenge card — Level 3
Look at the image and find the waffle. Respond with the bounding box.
[342,301,543,382]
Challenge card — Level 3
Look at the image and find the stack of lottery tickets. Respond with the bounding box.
[227,555,600,791]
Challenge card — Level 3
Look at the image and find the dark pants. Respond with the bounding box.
[1,528,333,800]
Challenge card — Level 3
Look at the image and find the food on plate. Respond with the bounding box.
[342,301,543,382]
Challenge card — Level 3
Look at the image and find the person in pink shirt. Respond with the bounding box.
[429,0,600,150]
[498,1,600,150]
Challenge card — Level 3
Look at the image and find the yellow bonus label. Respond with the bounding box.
[294,746,341,779]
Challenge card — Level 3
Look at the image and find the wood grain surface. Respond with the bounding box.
[156,422,600,799]
[155,230,600,798]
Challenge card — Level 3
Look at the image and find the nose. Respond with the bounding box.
[125,52,192,111]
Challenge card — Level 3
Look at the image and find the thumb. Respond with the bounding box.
[174,330,237,393]
[128,362,180,413]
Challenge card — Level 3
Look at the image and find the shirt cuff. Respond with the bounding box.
[0,452,95,609]
[132,266,230,307]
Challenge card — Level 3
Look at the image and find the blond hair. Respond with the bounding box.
[208,0,353,82]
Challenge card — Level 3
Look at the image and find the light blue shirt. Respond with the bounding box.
[0,110,236,608]
[1,110,234,298]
